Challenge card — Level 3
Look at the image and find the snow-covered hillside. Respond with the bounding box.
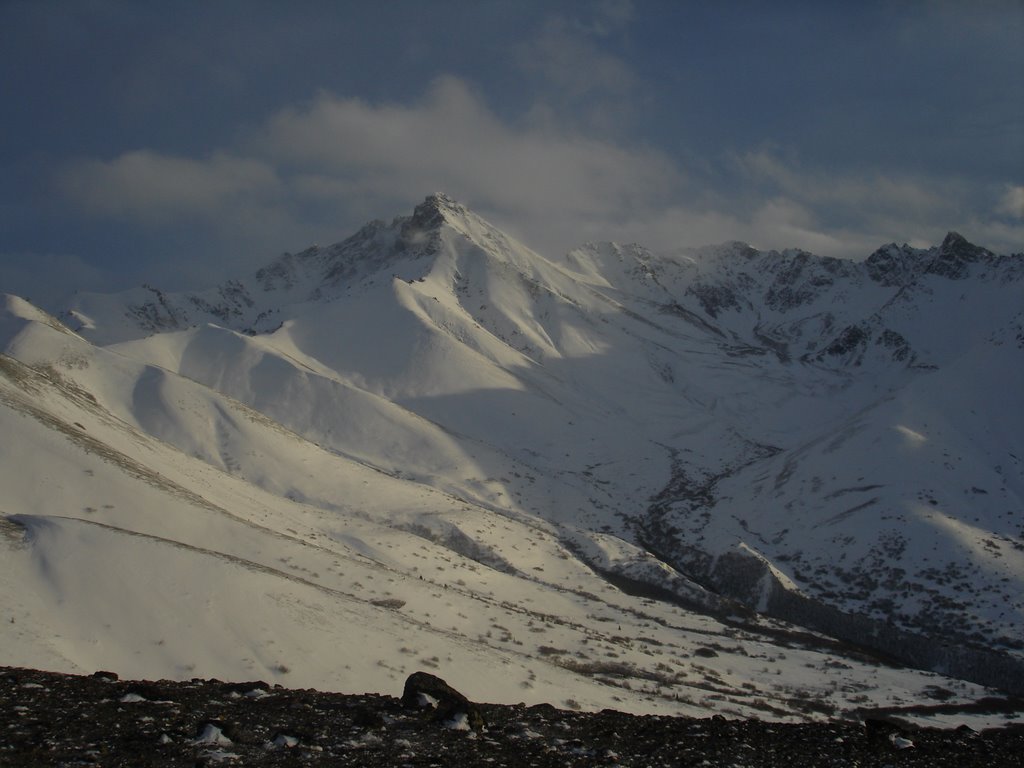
[2,195,1022,722]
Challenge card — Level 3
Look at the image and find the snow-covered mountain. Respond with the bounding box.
[2,194,1022,723]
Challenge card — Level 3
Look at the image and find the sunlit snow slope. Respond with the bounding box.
[2,194,1022,719]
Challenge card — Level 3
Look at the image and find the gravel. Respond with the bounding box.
[2,666,1022,767]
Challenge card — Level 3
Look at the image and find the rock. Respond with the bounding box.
[351,704,385,729]
[220,680,270,696]
[401,671,485,730]
[864,716,906,741]
[890,733,916,749]
[401,671,470,710]
[3,665,1024,766]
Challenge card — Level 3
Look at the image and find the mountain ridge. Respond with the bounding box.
[2,195,1022,718]
[59,195,1020,375]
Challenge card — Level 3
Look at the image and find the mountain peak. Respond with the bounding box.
[930,231,992,279]
[407,193,468,231]
[425,191,461,209]
[938,230,991,258]
[940,230,969,251]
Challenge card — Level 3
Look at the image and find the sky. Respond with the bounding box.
[1,0,1022,309]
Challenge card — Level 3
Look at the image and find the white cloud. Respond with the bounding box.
[265,78,677,220]
[57,77,1023,278]
[60,77,684,258]
[736,150,954,220]
[592,0,635,35]
[726,150,1024,257]
[517,16,635,104]
[514,2,639,135]
[61,151,278,222]
[997,184,1024,218]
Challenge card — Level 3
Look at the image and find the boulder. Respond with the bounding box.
[401,671,485,730]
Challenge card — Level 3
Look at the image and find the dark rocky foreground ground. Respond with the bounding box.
[2,666,1023,767]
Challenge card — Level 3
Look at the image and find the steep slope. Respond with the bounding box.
[21,194,1024,696]
[7,295,1012,724]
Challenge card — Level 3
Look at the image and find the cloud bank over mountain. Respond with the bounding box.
[1,3,1021,307]
[57,76,1023,275]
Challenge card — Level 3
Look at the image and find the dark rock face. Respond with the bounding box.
[863,233,998,286]
[686,282,741,318]
[399,193,463,255]
[865,243,921,286]
[125,284,190,334]
[402,671,486,731]
[407,193,461,231]
[2,666,1024,767]
[401,671,470,709]
[821,324,869,359]
[926,231,993,280]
